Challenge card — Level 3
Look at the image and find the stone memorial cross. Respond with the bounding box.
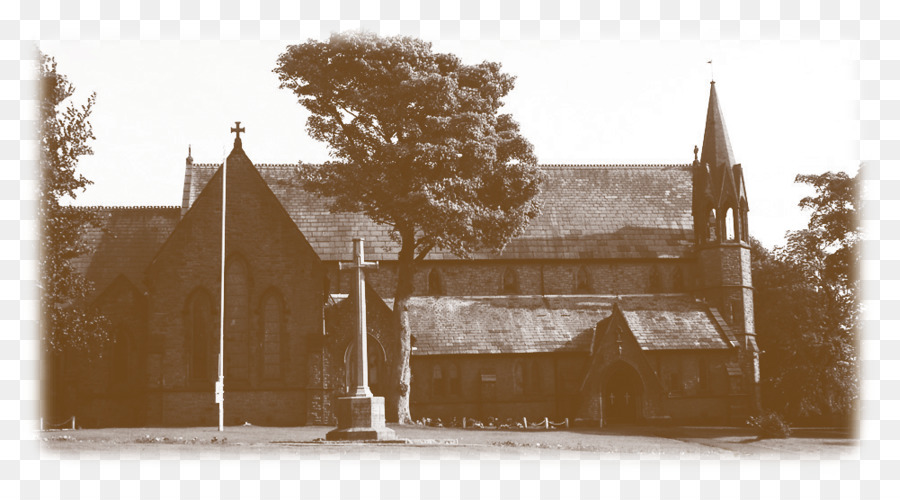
[340,238,378,397]
[326,237,395,441]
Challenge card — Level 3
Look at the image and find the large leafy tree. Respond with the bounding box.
[752,170,859,423]
[275,32,544,423]
[39,51,108,356]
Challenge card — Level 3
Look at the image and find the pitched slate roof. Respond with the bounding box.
[406,295,615,355]
[616,295,731,350]
[187,162,694,262]
[71,206,181,295]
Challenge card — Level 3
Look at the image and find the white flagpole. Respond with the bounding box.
[217,148,227,432]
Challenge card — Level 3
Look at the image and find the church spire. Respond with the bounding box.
[699,81,736,173]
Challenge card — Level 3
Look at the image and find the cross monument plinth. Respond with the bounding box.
[326,238,397,441]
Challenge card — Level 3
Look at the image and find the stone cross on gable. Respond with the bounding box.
[340,238,379,398]
[230,121,245,140]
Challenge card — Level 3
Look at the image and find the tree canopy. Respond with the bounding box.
[752,169,859,423]
[275,32,544,259]
[275,32,545,422]
[39,51,108,355]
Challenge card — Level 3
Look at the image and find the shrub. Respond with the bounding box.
[747,411,791,438]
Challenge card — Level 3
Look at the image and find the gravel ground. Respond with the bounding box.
[36,424,856,459]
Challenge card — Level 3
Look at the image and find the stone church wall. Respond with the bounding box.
[645,351,740,424]
[140,157,329,427]
[409,353,587,421]
[152,389,308,427]
[698,243,754,332]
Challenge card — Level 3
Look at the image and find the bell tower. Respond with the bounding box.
[692,81,756,351]
[692,80,759,412]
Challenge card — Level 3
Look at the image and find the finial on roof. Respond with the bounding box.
[186,144,193,164]
[231,121,245,149]
[707,59,714,83]
[693,145,698,161]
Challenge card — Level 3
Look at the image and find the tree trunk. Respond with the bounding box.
[387,228,415,424]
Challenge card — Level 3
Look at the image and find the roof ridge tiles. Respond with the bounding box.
[539,163,690,169]
[408,292,693,300]
[193,161,690,169]
[77,205,181,210]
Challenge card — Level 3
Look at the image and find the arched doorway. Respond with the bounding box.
[602,362,643,425]
[344,336,387,397]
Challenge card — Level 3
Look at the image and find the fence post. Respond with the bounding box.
[544,417,549,429]
[523,417,527,428]
[565,418,569,429]
[462,417,466,429]
[39,418,43,431]
[71,416,75,430]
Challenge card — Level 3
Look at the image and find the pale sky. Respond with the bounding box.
[41,39,857,249]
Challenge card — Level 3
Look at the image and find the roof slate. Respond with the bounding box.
[616,295,730,350]
[71,207,180,295]
[407,295,615,355]
[188,162,695,262]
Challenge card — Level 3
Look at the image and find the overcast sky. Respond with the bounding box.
[41,39,856,249]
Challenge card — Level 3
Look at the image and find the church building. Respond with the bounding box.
[53,81,760,428]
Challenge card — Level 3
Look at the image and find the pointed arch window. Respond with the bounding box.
[698,358,710,395]
[427,268,443,296]
[724,207,736,241]
[187,288,215,381]
[648,266,662,293]
[344,337,386,396]
[447,363,460,396]
[432,365,444,398]
[261,290,285,380]
[673,267,685,292]
[225,257,250,381]
[502,267,519,294]
[480,368,497,400]
[513,361,525,396]
[530,360,541,394]
[707,208,717,242]
[668,372,683,396]
[740,203,749,242]
[575,266,591,293]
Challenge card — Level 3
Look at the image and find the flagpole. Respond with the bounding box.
[217,149,227,432]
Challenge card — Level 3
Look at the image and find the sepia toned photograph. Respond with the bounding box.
[37,34,858,465]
